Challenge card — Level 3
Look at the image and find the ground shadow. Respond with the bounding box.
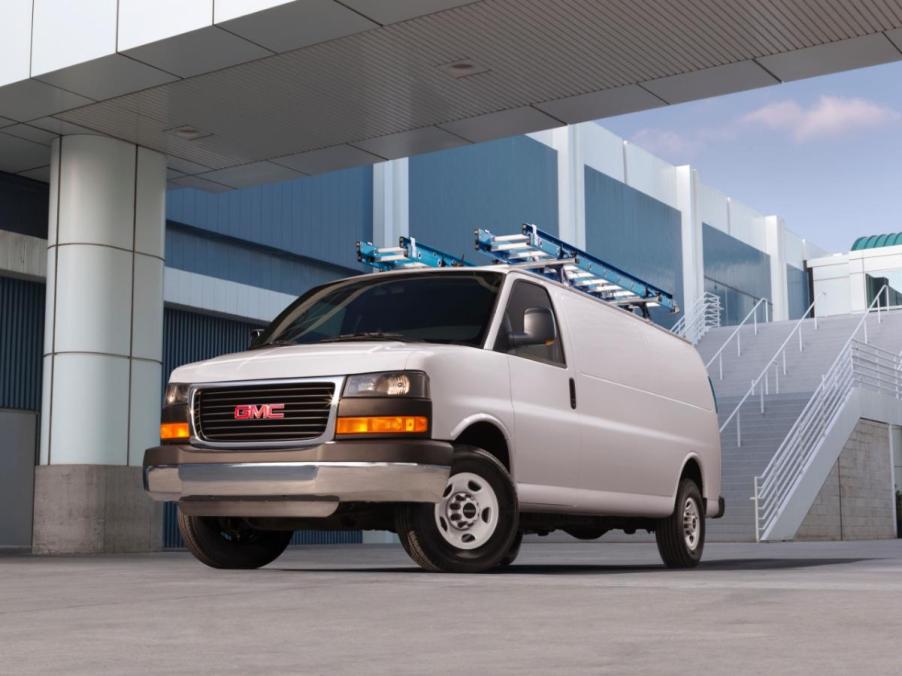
[267,557,872,575]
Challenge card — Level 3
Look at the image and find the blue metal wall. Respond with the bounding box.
[702,224,772,326]
[583,166,683,328]
[161,307,362,548]
[166,222,349,296]
[409,136,558,262]
[787,264,811,320]
[0,172,49,240]
[166,166,373,272]
[0,275,44,411]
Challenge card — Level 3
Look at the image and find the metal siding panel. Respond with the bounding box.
[0,275,45,411]
[165,167,373,271]
[165,223,353,295]
[702,223,773,325]
[409,136,558,262]
[583,166,683,328]
[786,263,811,320]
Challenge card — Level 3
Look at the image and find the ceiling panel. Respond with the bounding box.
[198,161,304,188]
[0,80,92,122]
[124,27,273,79]
[757,34,900,82]
[273,144,383,174]
[340,0,478,25]
[642,61,778,105]
[353,126,468,160]
[2,123,57,146]
[0,133,51,173]
[35,54,178,102]
[216,0,377,53]
[438,106,563,143]
[22,0,902,189]
[18,165,51,183]
[168,175,232,192]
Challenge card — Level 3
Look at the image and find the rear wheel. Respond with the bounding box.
[655,479,705,568]
[397,448,518,573]
[178,510,292,569]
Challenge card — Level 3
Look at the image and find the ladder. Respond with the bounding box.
[357,224,677,315]
[357,236,470,270]
[475,225,677,313]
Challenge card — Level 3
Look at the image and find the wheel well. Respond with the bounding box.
[454,422,510,471]
[680,457,703,496]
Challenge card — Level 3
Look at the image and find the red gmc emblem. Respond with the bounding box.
[234,403,286,420]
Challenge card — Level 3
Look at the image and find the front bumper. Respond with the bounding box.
[143,439,452,518]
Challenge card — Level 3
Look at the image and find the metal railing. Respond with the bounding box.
[718,296,820,446]
[704,297,770,380]
[750,285,893,541]
[671,292,721,344]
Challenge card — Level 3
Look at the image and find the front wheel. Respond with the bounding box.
[655,479,705,568]
[397,448,519,573]
[178,510,292,569]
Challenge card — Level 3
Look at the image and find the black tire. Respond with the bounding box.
[655,479,705,569]
[496,531,523,568]
[396,448,519,573]
[178,510,293,569]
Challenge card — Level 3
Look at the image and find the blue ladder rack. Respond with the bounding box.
[357,236,471,271]
[475,224,677,313]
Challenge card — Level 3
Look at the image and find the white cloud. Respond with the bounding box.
[630,128,699,159]
[740,96,900,141]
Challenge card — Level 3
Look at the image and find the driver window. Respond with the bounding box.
[495,280,565,366]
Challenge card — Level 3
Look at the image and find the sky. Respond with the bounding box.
[599,60,902,254]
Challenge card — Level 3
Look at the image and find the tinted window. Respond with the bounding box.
[260,272,502,347]
[495,280,565,366]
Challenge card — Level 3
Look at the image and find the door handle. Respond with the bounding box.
[569,378,576,409]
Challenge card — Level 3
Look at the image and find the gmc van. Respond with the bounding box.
[144,266,723,572]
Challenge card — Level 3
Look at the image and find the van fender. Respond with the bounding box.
[448,413,515,475]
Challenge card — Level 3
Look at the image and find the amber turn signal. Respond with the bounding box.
[160,422,190,440]
[335,416,428,436]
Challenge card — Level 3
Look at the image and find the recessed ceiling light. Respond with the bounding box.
[165,125,212,141]
[438,59,490,79]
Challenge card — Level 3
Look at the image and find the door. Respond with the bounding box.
[0,410,36,549]
[496,279,581,502]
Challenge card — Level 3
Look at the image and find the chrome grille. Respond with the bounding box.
[193,381,335,444]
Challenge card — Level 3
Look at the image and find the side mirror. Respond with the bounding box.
[249,327,265,348]
[508,306,556,347]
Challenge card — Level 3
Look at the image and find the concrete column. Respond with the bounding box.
[550,125,585,248]
[372,158,409,247]
[765,215,789,321]
[675,165,704,314]
[35,135,165,554]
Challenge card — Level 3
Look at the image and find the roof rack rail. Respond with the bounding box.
[357,236,471,271]
[356,224,677,315]
[475,224,678,314]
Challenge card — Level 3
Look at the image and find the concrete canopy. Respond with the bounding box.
[2,0,902,190]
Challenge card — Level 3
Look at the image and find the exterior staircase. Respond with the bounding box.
[697,310,902,541]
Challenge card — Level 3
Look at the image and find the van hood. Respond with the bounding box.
[170,341,433,384]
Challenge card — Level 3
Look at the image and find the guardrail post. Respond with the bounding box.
[752,476,760,543]
[775,362,780,395]
[719,353,723,381]
[759,378,765,413]
[754,306,758,335]
[782,349,787,376]
[737,331,742,357]
[737,411,742,447]
[798,324,803,352]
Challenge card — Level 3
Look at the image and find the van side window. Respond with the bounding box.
[495,280,565,366]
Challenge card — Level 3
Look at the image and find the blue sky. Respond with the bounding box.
[600,60,902,254]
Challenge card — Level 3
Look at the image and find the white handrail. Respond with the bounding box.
[753,336,901,541]
[749,284,892,541]
[671,292,721,345]
[718,294,821,445]
[705,297,769,380]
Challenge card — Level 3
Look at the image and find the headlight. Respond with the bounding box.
[163,383,190,406]
[343,371,429,398]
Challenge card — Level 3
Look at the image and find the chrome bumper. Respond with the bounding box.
[144,461,450,507]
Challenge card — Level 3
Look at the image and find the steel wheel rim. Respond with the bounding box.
[434,472,500,550]
[682,497,700,551]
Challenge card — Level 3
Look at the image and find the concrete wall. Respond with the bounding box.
[798,419,896,540]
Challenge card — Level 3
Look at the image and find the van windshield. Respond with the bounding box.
[258,271,503,347]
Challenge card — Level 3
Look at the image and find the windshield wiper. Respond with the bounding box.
[318,332,415,343]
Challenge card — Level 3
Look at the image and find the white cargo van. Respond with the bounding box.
[144,265,722,573]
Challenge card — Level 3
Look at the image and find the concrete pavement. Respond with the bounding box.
[2,540,902,675]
